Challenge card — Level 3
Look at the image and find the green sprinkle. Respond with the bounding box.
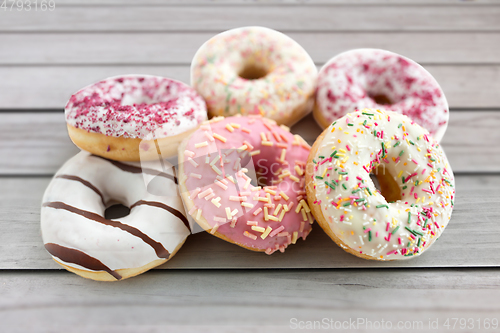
[313,159,317,164]
[342,184,347,190]
[374,130,377,137]
[319,155,325,159]
[325,181,336,190]
[343,202,351,207]
[330,150,338,157]
[398,123,403,128]
[366,188,372,195]
[405,226,418,237]
[417,136,420,140]
[451,200,454,206]
[363,120,367,126]
[405,252,414,257]
[376,204,389,209]
[394,141,401,147]
[315,176,323,180]
[332,121,337,126]
[347,123,354,126]
[417,238,421,246]
[391,226,400,234]
[402,176,405,184]
[407,212,412,224]
[402,185,408,190]
[368,231,372,241]
[362,112,374,116]
[352,188,362,193]
[338,171,348,175]
[355,198,366,202]
[430,158,436,162]
[381,142,386,158]
[399,150,405,157]
[423,219,429,228]
[413,230,424,237]
[407,241,411,248]
[409,140,415,145]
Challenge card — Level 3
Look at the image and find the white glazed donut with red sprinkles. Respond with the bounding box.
[314,49,449,142]
[306,109,455,260]
[191,26,317,126]
[178,115,312,254]
[65,75,207,161]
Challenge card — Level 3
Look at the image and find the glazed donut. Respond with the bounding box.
[65,75,207,161]
[191,26,317,127]
[178,115,312,254]
[314,49,449,142]
[41,152,190,281]
[306,108,455,260]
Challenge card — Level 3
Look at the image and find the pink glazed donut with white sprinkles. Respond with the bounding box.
[177,115,312,254]
[314,49,449,142]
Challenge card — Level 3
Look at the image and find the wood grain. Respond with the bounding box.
[1,268,499,332]
[2,5,499,32]
[0,112,497,175]
[0,173,497,270]
[1,65,499,109]
[2,32,499,65]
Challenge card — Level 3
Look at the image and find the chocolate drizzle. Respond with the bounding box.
[56,174,106,205]
[45,243,122,280]
[42,201,170,259]
[92,155,177,184]
[130,200,191,232]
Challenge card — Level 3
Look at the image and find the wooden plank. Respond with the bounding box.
[2,32,499,65]
[0,269,499,332]
[2,5,500,32]
[0,173,497,270]
[54,0,500,5]
[0,112,497,174]
[1,65,499,109]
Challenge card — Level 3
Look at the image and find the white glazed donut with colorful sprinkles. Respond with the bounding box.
[178,115,312,254]
[306,109,455,260]
[191,26,317,126]
[314,49,449,142]
[65,75,207,161]
[41,152,191,281]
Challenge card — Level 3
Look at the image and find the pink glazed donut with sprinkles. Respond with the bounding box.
[314,49,449,142]
[177,115,312,254]
[191,26,317,127]
[65,75,207,161]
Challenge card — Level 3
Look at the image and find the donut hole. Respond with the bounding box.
[104,203,131,219]
[369,93,393,106]
[238,63,269,80]
[370,165,402,203]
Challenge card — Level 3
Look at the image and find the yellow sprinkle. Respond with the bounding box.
[267,215,279,222]
[291,231,298,244]
[280,191,289,200]
[250,150,260,156]
[261,226,273,239]
[213,133,227,143]
[251,226,266,233]
[262,141,274,146]
[273,204,282,216]
[195,209,202,221]
[225,207,232,219]
[230,122,241,129]
[194,141,208,148]
[301,209,307,221]
[225,124,234,132]
[300,199,311,213]
[264,207,269,221]
[295,165,304,176]
[398,170,403,178]
[211,197,221,208]
[289,175,300,182]
[278,209,286,222]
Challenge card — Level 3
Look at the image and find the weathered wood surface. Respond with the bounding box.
[0,111,497,175]
[2,5,500,32]
[3,32,499,65]
[0,173,495,270]
[2,65,499,109]
[1,269,500,332]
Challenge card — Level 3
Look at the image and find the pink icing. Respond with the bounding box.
[65,75,207,139]
[181,116,312,254]
[316,49,449,142]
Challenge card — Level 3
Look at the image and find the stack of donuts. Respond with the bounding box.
[41,26,455,281]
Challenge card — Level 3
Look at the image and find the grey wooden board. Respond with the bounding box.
[0,112,497,175]
[53,0,500,5]
[2,65,500,109]
[2,5,500,32]
[0,173,496,270]
[3,32,500,65]
[1,269,500,332]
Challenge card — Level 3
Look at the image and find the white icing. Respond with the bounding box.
[311,109,455,260]
[316,49,449,142]
[191,26,317,124]
[41,152,190,274]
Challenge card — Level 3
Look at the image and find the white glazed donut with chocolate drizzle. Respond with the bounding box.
[41,152,190,281]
